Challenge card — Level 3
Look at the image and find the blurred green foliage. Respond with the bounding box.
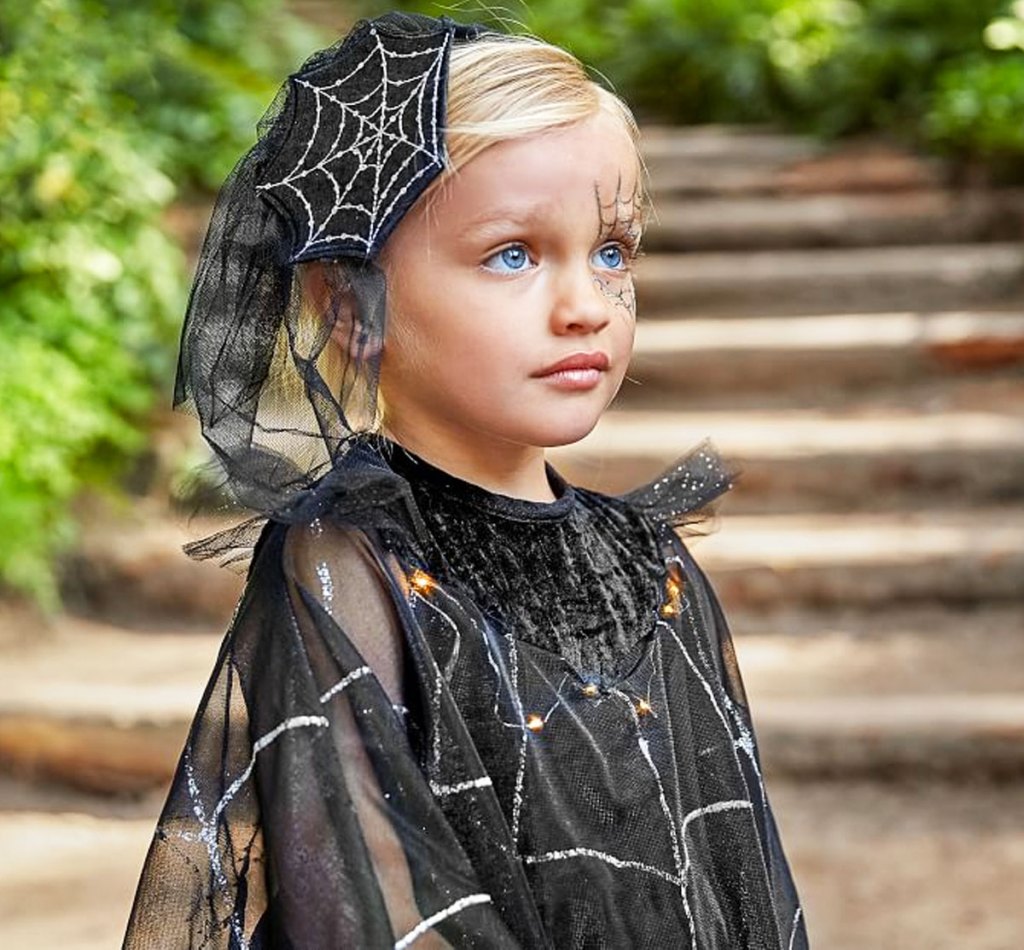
[926,6,1024,168]
[366,0,1024,167]
[0,0,314,605]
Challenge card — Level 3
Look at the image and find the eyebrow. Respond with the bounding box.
[461,203,560,236]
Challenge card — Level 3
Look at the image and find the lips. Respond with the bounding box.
[533,351,610,377]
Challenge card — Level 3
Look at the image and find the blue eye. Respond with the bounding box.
[594,244,626,270]
[484,245,532,273]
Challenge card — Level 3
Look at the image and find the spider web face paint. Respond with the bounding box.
[257,19,461,263]
[593,178,644,317]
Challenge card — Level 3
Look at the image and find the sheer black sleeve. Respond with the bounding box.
[123,514,525,949]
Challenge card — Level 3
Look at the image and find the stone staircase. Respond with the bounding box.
[2,126,1024,949]
[552,125,1024,785]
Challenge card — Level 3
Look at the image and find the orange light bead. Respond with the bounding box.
[409,569,435,593]
[636,698,653,717]
[661,573,683,617]
[526,714,544,732]
[581,683,599,698]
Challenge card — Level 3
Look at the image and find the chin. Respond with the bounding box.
[522,413,603,450]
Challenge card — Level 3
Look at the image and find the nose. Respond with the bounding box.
[550,262,611,335]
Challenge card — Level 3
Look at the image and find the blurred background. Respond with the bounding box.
[2,0,1023,946]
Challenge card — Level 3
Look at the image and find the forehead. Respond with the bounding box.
[429,112,641,231]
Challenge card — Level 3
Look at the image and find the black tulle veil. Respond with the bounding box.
[175,13,484,530]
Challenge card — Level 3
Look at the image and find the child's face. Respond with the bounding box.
[378,110,641,454]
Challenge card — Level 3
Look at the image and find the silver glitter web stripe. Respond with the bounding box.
[319,665,372,703]
[315,560,334,612]
[639,727,692,933]
[789,906,804,950]
[393,892,493,950]
[668,566,771,812]
[430,776,493,797]
[607,681,695,942]
[508,628,527,849]
[213,715,330,828]
[184,714,331,950]
[411,589,463,774]
[680,798,754,879]
[656,614,760,790]
[523,846,682,887]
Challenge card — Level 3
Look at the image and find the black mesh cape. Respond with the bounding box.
[124,435,808,948]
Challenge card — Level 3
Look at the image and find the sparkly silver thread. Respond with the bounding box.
[430,776,493,797]
[523,847,681,887]
[393,893,493,950]
[315,561,334,612]
[319,665,371,703]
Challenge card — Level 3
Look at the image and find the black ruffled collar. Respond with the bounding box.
[370,435,576,523]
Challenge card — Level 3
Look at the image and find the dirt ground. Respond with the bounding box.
[770,778,1024,950]
[1,775,1022,949]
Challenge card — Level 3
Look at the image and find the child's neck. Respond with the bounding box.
[381,420,558,503]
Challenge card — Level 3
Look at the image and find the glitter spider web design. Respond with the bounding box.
[257,24,453,262]
[405,554,804,949]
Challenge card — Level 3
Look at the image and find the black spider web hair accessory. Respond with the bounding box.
[174,14,487,558]
[257,16,477,262]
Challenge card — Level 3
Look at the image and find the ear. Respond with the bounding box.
[304,261,382,362]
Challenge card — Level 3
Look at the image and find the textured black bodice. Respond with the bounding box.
[383,440,667,678]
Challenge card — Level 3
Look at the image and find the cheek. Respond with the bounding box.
[595,272,638,319]
[610,296,637,370]
[381,308,430,390]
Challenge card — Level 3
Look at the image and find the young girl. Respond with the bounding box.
[125,13,807,949]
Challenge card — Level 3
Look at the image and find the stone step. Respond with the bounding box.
[0,796,157,950]
[695,507,1024,609]
[61,500,244,627]
[635,243,1024,316]
[757,694,1024,780]
[624,310,1024,402]
[733,604,1024,778]
[733,604,1024,698]
[643,190,1024,252]
[551,402,1024,511]
[641,127,943,196]
[0,613,220,796]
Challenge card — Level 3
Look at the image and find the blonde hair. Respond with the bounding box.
[426,33,646,204]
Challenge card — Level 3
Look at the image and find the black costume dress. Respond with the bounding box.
[124,435,808,949]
